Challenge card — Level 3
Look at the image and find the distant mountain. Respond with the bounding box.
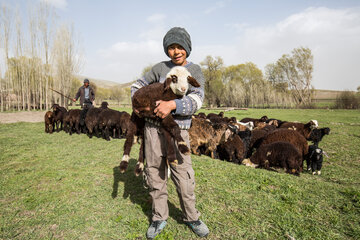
[76,75,134,89]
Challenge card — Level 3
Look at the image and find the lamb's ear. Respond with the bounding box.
[164,77,172,91]
[187,76,200,87]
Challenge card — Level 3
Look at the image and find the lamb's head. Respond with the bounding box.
[164,66,200,96]
[310,120,318,129]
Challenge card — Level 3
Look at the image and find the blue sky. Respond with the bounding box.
[3,0,360,90]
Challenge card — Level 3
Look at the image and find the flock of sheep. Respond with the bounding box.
[44,66,330,177]
[45,103,330,177]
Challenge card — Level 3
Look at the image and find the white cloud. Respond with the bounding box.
[82,7,360,91]
[195,7,360,90]
[40,0,67,9]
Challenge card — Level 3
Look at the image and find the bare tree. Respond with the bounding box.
[1,3,13,111]
[38,2,55,110]
[276,47,314,106]
[52,23,83,107]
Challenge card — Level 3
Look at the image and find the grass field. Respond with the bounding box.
[1,109,360,240]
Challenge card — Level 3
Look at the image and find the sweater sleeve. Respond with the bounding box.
[131,63,161,98]
[173,64,205,116]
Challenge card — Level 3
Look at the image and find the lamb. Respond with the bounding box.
[217,129,252,164]
[119,66,201,175]
[248,141,303,176]
[65,109,82,135]
[239,115,268,128]
[256,128,309,172]
[52,104,68,132]
[308,127,330,146]
[258,129,309,159]
[266,118,285,127]
[279,120,318,139]
[85,101,109,138]
[193,112,207,119]
[98,108,130,140]
[206,112,224,123]
[247,125,277,157]
[44,111,55,133]
[188,117,232,158]
[306,144,328,175]
[235,121,254,131]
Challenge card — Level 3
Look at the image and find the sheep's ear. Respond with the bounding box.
[164,77,172,91]
[187,76,200,87]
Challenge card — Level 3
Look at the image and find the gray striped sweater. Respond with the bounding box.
[131,61,205,129]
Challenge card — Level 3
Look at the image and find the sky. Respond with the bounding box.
[3,0,360,90]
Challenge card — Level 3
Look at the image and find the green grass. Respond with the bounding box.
[1,109,360,239]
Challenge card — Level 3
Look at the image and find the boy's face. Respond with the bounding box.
[168,43,187,66]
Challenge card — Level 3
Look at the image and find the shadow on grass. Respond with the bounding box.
[112,159,184,224]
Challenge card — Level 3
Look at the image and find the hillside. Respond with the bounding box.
[76,75,133,89]
[312,89,344,100]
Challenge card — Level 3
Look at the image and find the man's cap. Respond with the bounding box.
[84,79,90,83]
[163,27,192,58]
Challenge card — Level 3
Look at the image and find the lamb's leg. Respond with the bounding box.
[56,121,60,132]
[104,126,110,141]
[119,127,137,173]
[75,121,80,134]
[161,115,190,155]
[134,135,145,176]
[69,122,73,135]
[161,128,178,167]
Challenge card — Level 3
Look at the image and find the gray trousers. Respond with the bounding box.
[144,122,201,222]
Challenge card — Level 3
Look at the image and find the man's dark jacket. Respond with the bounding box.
[74,86,95,107]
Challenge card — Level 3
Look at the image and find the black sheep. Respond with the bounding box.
[52,104,67,132]
[308,127,330,146]
[306,145,328,175]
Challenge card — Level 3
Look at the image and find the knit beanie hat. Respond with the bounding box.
[163,27,192,58]
[84,79,90,83]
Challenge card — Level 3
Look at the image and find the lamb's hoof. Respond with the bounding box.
[119,161,128,173]
[307,167,311,171]
[317,170,321,175]
[169,159,178,167]
[134,162,144,177]
[312,171,316,175]
[178,142,190,155]
[119,155,130,173]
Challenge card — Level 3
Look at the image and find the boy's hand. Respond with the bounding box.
[154,100,176,119]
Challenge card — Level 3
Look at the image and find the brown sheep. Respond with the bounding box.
[217,129,252,164]
[188,117,232,159]
[249,141,303,176]
[247,125,277,157]
[52,104,68,132]
[240,115,269,128]
[279,120,318,139]
[85,102,109,138]
[258,129,309,171]
[44,111,54,133]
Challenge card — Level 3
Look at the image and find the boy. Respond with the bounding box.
[130,27,209,239]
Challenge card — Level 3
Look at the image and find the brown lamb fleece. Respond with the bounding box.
[250,141,302,176]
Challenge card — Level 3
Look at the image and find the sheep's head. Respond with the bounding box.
[260,115,268,122]
[310,120,319,129]
[101,101,109,109]
[52,104,60,112]
[164,66,200,96]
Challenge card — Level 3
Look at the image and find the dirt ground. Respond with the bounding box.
[0,111,45,124]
